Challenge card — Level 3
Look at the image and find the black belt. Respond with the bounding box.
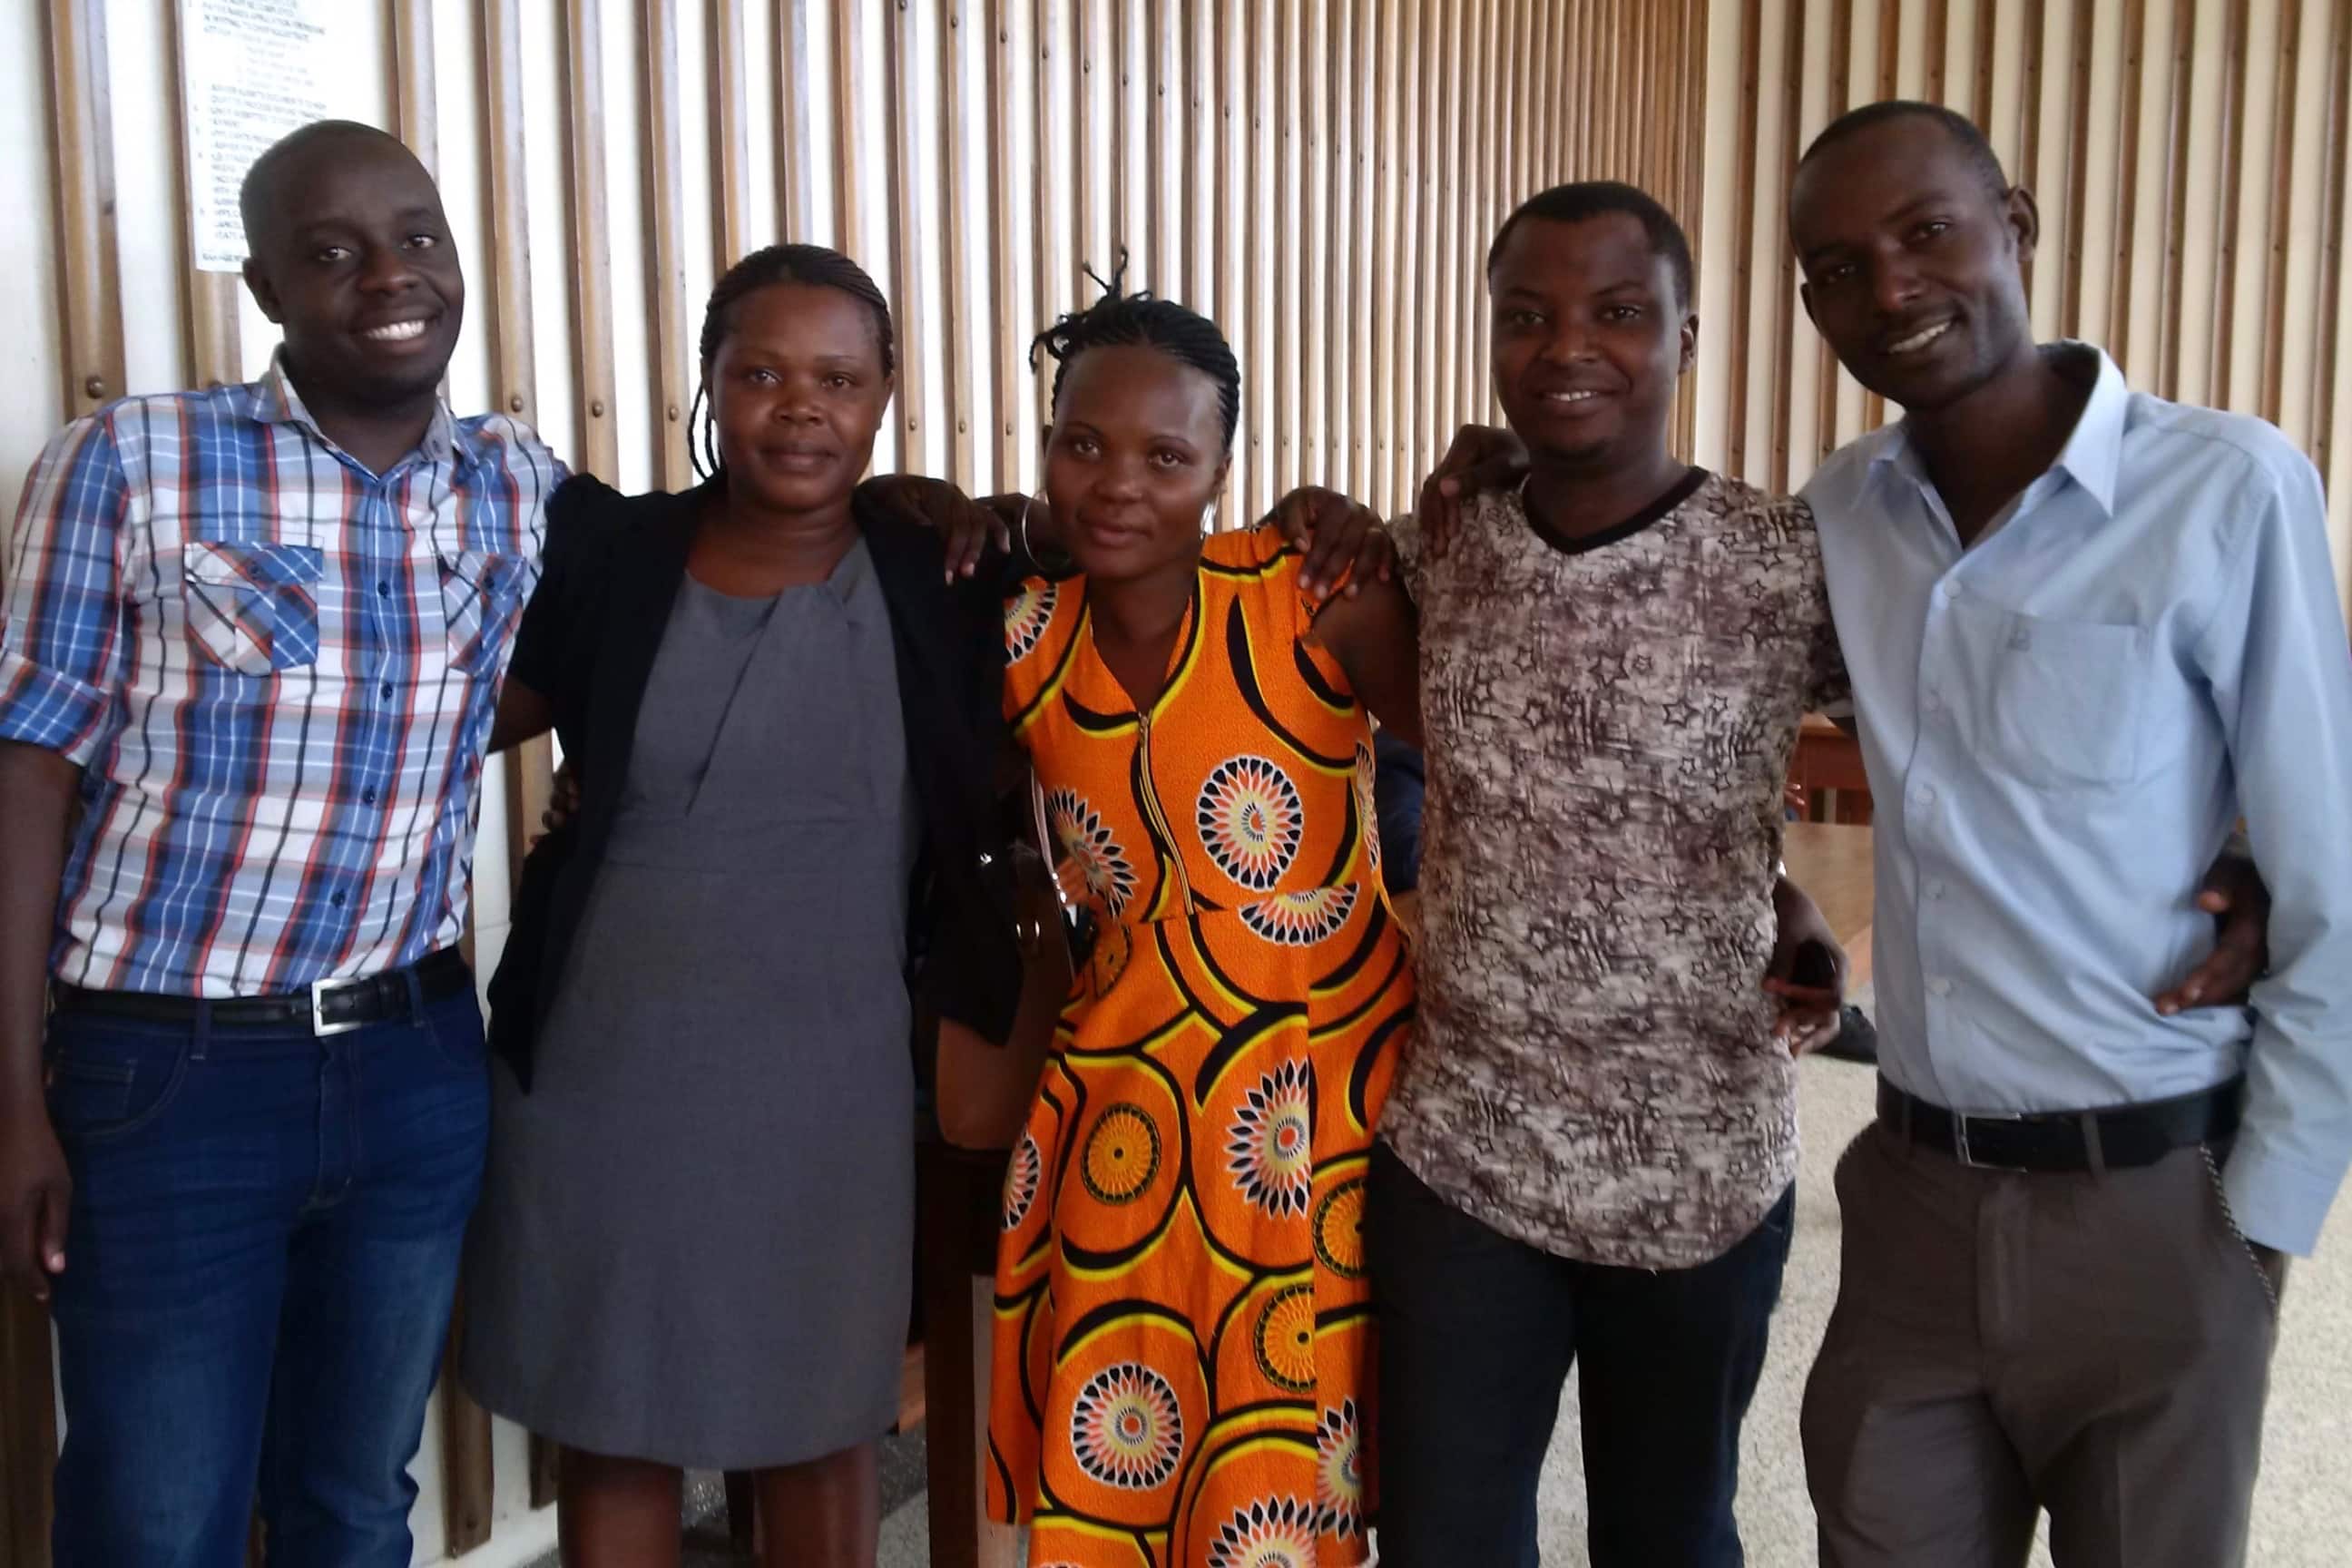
[54,948,473,1037]
[1877,1075,2242,1173]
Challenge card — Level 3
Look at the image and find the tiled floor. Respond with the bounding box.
[542,1054,2352,1566]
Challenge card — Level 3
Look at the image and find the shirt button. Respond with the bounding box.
[361,788,378,806]
[1928,976,1954,997]
[1915,784,1938,805]
[330,891,347,909]
[379,682,394,701]
[1924,690,1944,712]
[1926,877,1947,899]
[377,581,392,599]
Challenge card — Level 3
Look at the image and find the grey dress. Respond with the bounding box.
[463,543,919,1468]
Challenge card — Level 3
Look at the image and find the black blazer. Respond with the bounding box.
[485,474,1024,1090]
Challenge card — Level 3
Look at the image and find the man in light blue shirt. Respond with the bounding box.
[1791,101,2352,1568]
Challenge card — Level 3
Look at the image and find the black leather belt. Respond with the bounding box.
[1877,1075,2242,1173]
[54,948,473,1038]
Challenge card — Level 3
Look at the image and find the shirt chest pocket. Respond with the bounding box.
[435,549,528,678]
[1959,602,2151,789]
[180,542,323,675]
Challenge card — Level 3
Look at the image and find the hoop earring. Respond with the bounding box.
[1018,493,1036,564]
[1203,500,1220,534]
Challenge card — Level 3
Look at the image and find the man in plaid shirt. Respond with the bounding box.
[0,121,561,1566]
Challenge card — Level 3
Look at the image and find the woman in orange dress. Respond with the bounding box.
[986,284,1422,1568]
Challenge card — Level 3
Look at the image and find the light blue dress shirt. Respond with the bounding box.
[1802,345,2352,1255]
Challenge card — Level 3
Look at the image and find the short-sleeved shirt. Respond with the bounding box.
[1380,469,1846,1269]
[0,355,563,995]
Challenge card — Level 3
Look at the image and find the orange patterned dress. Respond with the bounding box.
[986,526,1412,1567]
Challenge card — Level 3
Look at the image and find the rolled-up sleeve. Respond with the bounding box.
[0,417,131,766]
[2198,443,2352,1255]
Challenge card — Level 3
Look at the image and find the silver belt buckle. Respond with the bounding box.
[1953,1110,2027,1171]
[309,976,368,1037]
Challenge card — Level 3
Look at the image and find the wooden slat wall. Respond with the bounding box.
[1696,0,2352,583]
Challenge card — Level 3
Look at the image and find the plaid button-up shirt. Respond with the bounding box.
[0,357,564,996]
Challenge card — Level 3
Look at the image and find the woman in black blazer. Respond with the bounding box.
[459,245,1022,1568]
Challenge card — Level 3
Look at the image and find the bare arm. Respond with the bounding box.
[487,677,554,754]
[0,740,77,1298]
[1312,574,1424,751]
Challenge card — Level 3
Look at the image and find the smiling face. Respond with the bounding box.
[706,281,893,514]
[1488,211,1695,468]
[1043,341,1231,584]
[1789,113,2039,414]
[241,132,465,410]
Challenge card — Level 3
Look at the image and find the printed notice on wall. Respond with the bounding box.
[181,0,377,271]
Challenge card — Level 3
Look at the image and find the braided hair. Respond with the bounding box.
[1031,259,1240,453]
[690,243,897,480]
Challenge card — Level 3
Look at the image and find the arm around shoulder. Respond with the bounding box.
[1313,571,1423,751]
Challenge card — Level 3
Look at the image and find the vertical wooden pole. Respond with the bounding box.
[1726,0,1763,477]
[2017,0,2045,300]
[1348,0,1376,497]
[2105,0,2149,373]
[1770,0,1808,495]
[1078,0,1103,276]
[2154,0,2198,399]
[833,0,871,252]
[391,0,439,175]
[1304,0,1329,484]
[645,0,694,487]
[1147,0,1170,288]
[169,0,241,388]
[708,0,750,266]
[44,0,124,419]
[1972,0,2000,124]
[1181,0,1200,305]
[887,0,933,473]
[1113,0,1137,270]
[1246,0,1269,507]
[1817,0,1856,462]
[1214,0,1239,502]
[563,0,621,482]
[777,0,816,239]
[1289,0,1308,494]
[943,0,980,491]
[2210,0,2253,404]
[3,1293,57,1568]
[2056,0,2094,338]
[1037,0,1067,443]
[991,0,1027,485]
[2260,0,2307,422]
[2308,0,2350,491]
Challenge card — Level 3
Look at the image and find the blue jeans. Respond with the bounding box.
[44,985,490,1568]
[1368,1140,1796,1568]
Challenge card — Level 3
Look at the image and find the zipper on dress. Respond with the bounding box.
[1134,710,1197,916]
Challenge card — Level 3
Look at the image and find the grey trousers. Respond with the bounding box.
[1801,1121,2279,1568]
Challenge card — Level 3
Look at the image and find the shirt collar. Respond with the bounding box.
[1866,340,2130,520]
[251,348,465,470]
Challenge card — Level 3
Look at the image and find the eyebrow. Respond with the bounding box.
[291,205,444,236]
[1495,275,1655,300]
[733,346,869,361]
[1059,419,1202,446]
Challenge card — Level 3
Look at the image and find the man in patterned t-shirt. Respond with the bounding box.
[1365,181,1850,1568]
